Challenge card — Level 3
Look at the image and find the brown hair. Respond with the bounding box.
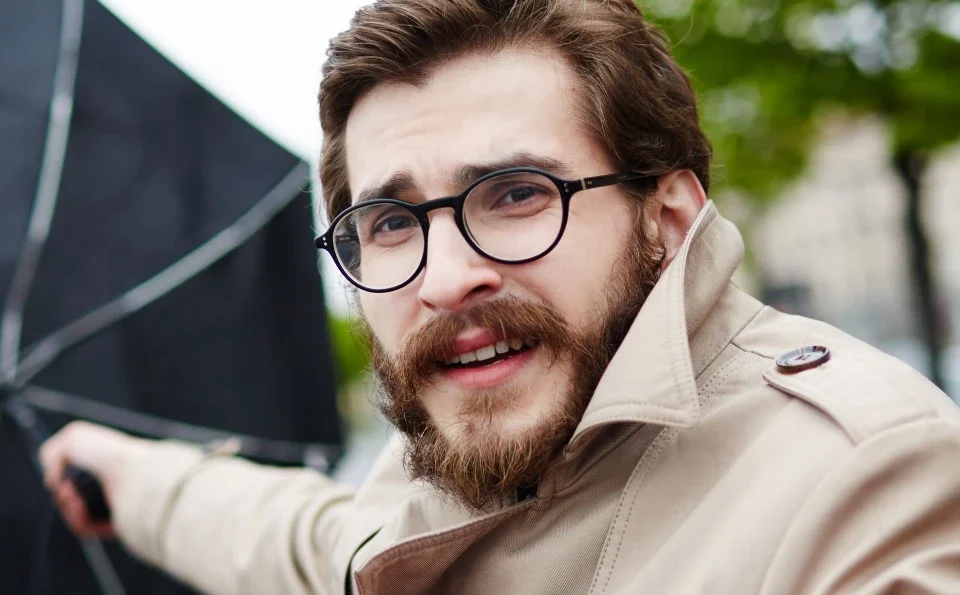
[319,0,711,219]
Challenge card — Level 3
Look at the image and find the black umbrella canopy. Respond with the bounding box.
[1,1,343,593]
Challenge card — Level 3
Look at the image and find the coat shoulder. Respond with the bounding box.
[733,307,960,445]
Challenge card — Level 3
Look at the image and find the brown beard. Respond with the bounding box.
[366,217,664,512]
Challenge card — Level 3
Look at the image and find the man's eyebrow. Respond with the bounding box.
[453,153,574,190]
[354,152,574,205]
[356,171,417,204]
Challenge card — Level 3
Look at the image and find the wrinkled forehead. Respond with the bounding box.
[342,47,585,205]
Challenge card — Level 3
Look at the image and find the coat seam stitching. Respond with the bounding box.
[698,350,750,402]
[598,430,673,594]
[672,262,698,412]
[588,426,672,595]
[692,298,764,379]
[359,501,534,591]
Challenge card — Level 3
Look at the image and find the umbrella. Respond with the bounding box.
[1,1,345,593]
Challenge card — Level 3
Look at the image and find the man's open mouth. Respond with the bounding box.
[438,337,540,369]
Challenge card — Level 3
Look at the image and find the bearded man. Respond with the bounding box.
[41,1,960,593]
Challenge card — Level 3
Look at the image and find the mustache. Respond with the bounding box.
[373,295,581,397]
[405,295,574,364]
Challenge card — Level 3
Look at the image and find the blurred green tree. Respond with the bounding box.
[648,0,960,387]
[328,313,369,390]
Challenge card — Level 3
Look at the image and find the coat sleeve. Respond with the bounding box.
[113,440,357,595]
[761,419,960,595]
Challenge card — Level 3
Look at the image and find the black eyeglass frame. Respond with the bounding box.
[314,167,652,293]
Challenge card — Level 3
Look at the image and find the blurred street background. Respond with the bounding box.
[2,0,959,593]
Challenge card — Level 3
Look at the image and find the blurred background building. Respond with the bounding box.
[748,119,959,397]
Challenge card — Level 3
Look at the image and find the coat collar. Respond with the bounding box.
[571,203,763,444]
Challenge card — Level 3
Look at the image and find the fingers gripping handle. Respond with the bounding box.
[2,398,112,523]
[65,465,111,523]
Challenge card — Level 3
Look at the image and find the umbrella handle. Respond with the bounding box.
[65,465,111,523]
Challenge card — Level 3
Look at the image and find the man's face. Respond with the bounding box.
[344,47,662,509]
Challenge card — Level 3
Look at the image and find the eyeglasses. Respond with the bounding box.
[315,167,650,293]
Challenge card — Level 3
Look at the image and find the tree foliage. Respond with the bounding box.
[647,0,960,386]
[645,0,960,198]
[328,312,369,389]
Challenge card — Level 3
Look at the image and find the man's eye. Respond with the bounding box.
[500,186,538,204]
[373,214,417,235]
[493,184,548,208]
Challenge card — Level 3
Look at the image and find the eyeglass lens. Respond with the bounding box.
[332,171,564,291]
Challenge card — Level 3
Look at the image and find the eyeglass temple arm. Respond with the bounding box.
[579,171,651,191]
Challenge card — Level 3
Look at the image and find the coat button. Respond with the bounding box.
[776,346,831,374]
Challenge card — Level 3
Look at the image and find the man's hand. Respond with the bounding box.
[39,421,151,539]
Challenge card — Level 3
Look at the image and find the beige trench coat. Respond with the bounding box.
[114,204,960,594]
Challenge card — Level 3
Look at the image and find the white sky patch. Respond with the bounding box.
[97,0,373,316]
[943,2,960,39]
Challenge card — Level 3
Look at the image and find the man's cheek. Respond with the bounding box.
[371,309,419,356]
[362,315,400,356]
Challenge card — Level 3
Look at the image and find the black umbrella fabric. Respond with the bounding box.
[1,1,343,593]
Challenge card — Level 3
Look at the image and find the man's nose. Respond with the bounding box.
[417,213,502,313]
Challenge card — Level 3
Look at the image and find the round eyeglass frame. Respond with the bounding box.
[314,167,651,293]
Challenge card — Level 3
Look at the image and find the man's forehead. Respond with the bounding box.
[342,48,580,204]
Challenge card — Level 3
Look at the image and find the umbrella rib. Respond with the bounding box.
[0,0,84,382]
[12,162,310,389]
[20,384,340,470]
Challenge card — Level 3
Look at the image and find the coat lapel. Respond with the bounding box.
[571,203,753,443]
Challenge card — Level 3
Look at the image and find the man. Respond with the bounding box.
[41,0,960,593]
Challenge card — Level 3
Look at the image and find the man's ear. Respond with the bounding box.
[644,170,707,268]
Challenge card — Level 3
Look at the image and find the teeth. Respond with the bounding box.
[476,345,497,362]
[444,337,539,366]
